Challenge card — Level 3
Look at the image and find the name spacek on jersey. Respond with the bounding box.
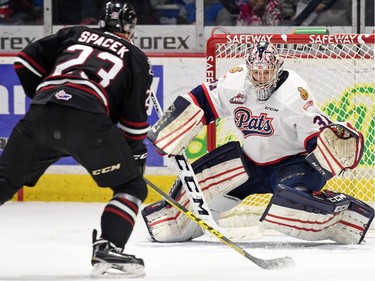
[13,25,153,146]
[186,65,331,165]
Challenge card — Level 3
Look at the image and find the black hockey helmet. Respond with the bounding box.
[99,1,137,40]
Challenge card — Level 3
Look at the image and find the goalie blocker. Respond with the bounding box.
[147,96,204,156]
[261,185,374,244]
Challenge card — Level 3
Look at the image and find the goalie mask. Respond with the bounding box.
[246,42,284,102]
[99,1,137,40]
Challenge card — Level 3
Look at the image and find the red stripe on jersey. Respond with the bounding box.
[18,51,48,76]
[120,130,147,140]
[13,63,25,69]
[64,83,110,115]
[119,118,149,128]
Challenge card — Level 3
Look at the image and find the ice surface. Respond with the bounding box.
[0,202,374,281]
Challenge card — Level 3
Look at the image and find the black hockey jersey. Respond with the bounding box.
[13,25,153,154]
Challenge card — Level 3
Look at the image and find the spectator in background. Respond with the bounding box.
[150,0,189,24]
[308,0,351,26]
[34,0,42,23]
[9,0,38,24]
[80,0,100,25]
[236,0,281,26]
[281,0,352,26]
[52,0,82,24]
[179,0,235,26]
[365,0,374,26]
[279,0,298,24]
[180,0,195,24]
[205,0,234,26]
[129,0,158,24]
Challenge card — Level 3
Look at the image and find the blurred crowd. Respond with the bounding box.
[0,0,374,26]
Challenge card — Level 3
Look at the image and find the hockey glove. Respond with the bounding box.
[305,122,364,180]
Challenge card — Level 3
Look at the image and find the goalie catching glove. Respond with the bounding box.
[147,96,204,156]
[306,122,364,180]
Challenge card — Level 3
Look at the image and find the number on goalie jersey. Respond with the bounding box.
[145,41,372,244]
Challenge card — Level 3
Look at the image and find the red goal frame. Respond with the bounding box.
[204,33,375,151]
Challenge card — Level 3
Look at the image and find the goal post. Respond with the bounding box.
[204,34,375,217]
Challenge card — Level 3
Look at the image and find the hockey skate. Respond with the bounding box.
[91,229,145,278]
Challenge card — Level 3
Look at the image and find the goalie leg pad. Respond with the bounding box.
[147,96,204,156]
[142,142,250,242]
[141,199,204,243]
[260,184,374,244]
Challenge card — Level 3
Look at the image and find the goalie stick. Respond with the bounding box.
[145,178,294,269]
[148,92,294,269]
[150,91,251,239]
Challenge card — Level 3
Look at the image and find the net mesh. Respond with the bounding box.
[205,34,375,218]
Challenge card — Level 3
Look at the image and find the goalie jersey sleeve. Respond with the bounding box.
[186,65,331,164]
[13,26,153,156]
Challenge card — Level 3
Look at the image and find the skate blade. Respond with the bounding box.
[91,263,145,278]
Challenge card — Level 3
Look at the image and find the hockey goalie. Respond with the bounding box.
[142,41,374,244]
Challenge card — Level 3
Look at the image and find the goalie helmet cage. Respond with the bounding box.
[204,34,375,220]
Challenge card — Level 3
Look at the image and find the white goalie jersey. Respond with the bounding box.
[144,41,372,245]
[186,66,330,164]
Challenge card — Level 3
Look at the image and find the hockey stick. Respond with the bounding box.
[145,177,295,269]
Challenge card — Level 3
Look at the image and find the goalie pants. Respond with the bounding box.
[228,154,327,200]
[0,103,147,248]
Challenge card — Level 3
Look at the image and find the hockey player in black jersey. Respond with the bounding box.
[0,1,152,277]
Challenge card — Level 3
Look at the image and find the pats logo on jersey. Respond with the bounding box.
[229,93,246,104]
[298,87,309,100]
[233,107,274,137]
[55,90,72,101]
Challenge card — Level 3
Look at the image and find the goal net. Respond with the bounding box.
[205,34,375,221]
